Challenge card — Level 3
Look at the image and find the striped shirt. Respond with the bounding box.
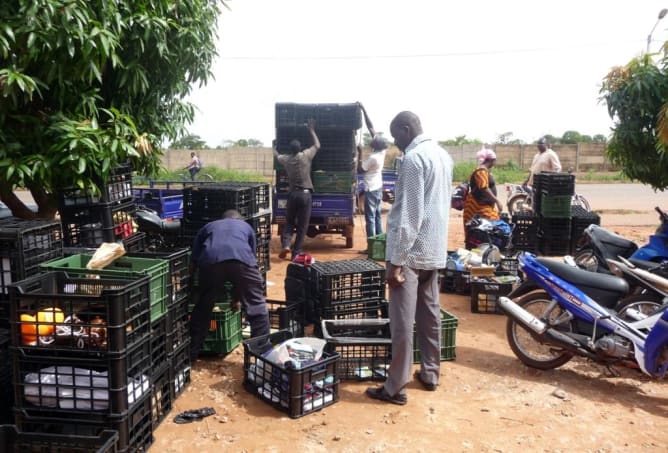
[386,134,453,269]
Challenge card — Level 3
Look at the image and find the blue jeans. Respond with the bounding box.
[364,189,383,238]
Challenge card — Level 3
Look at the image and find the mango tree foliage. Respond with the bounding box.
[600,53,668,190]
[0,0,226,217]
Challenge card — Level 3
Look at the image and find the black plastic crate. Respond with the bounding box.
[275,103,317,128]
[0,219,64,310]
[310,259,386,308]
[168,339,191,401]
[266,299,305,338]
[0,328,11,424]
[533,172,575,196]
[14,390,152,452]
[122,232,146,253]
[439,268,471,294]
[166,301,189,355]
[101,163,134,203]
[497,258,520,277]
[538,216,571,256]
[284,264,315,324]
[60,199,137,247]
[150,363,171,430]
[470,278,516,314]
[321,319,391,381]
[127,248,190,308]
[182,185,254,221]
[13,338,152,416]
[247,212,271,244]
[215,182,271,215]
[0,424,119,453]
[511,212,539,252]
[319,299,389,332]
[150,314,168,371]
[315,103,362,129]
[243,330,339,419]
[9,272,151,356]
[570,207,601,254]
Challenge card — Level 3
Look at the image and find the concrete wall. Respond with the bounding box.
[164,142,613,175]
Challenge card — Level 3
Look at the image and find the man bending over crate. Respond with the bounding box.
[189,209,270,361]
[366,111,453,405]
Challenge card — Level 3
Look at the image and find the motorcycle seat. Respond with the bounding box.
[536,257,630,308]
[587,224,638,257]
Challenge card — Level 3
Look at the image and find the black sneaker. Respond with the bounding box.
[365,386,407,405]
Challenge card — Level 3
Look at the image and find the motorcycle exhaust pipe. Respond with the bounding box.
[498,297,548,334]
[498,297,586,351]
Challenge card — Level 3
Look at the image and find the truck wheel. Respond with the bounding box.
[344,225,354,249]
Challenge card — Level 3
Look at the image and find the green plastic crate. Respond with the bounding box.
[189,302,242,355]
[312,171,355,193]
[540,194,571,218]
[413,309,458,363]
[367,233,386,261]
[40,254,169,322]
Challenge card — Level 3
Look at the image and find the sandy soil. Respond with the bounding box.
[151,201,667,453]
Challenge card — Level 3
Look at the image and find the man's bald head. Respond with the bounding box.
[390,111,423,152]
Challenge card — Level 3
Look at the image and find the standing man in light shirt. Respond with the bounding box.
[524,136,562,187]
[366,111,453,405]
[358,103,388,246]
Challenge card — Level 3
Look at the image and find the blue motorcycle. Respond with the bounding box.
[573,206,668,273]
[498,253,668,377]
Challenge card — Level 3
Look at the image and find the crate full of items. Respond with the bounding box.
[243,330,339,418]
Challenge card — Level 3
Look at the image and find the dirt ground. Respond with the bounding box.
[151,201,667,453]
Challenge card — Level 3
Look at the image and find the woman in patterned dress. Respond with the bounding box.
[462,147,504,227]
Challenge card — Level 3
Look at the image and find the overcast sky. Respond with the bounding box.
[184,0,668,147]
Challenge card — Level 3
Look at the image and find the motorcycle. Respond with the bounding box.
[498,252,668,377]
[505,183,591,216]
[573,206,668,273]
[134,205,182,250]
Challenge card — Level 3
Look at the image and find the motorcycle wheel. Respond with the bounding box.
[572,247,601,272]
[506,292,574,370]
[615,294,663,323]
[507,194,531,216]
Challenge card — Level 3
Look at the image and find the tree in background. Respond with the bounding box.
[494,132,524,145]
[439,135,482,146]
[600,53,668,190]
[170,134,209,150]
[0,0,227,218]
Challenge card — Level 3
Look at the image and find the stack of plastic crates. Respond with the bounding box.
[0,218,64,329]
[243,330,340,418]
[8,271,154,451]
[570,205,601,254]
[180,182,272,275]
[309,259,387,335]
[0,327,11,424]
[58,163,143,249]
[274,103,359,194]
[534,172,574,256]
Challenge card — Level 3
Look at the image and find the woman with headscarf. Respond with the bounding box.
[462,146,504,227]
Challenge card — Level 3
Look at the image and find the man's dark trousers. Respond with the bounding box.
[190,260,269,359]
[283,190,312,258]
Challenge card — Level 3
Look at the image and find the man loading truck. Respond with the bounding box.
[273,119,321,261]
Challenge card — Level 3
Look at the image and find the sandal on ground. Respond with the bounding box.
[365,386,407,405]
[173,407,217,424]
